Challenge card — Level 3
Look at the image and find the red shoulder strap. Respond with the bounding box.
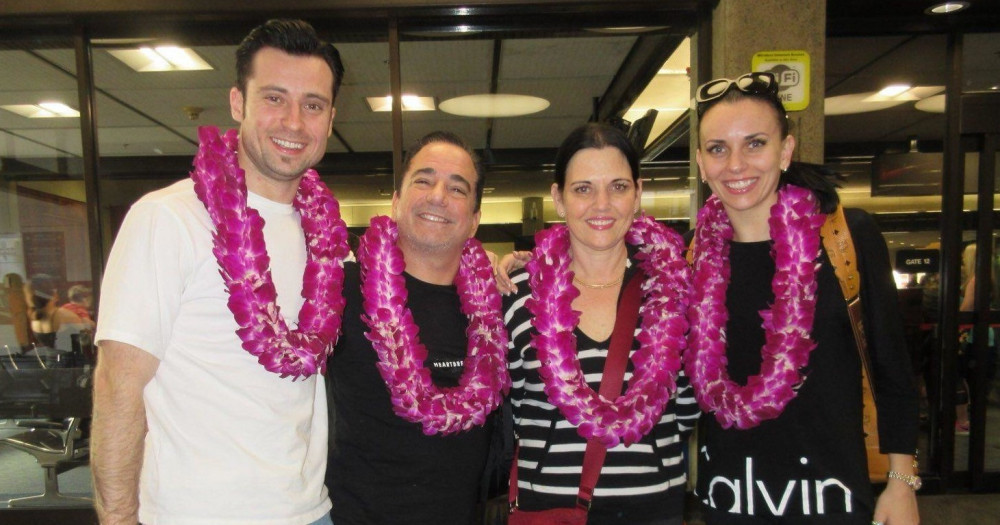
[510,270,645,510]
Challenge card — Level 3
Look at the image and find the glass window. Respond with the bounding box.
[0,43,95,507]
[956,31,1000,475]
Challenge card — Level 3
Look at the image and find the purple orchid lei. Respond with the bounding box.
[684,184,826,429]
[190,126,349,380]
[357,215,511,436]
[525,214,691,448]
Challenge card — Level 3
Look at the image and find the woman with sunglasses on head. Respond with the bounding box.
[686,72,920,525]
[502,123,697,524]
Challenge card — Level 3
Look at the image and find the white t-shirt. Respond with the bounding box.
[96,179,331,525]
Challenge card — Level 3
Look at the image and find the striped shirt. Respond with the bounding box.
[503,264,699,522]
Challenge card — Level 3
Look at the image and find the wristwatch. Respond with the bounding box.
[887,470,922,491]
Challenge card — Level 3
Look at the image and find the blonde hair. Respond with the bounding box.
[962,244,977,284]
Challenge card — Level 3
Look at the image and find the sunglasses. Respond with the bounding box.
[695,72,779,107]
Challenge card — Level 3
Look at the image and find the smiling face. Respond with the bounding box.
[392,141,481,260]
[230,46,336,197]
[696,97,795,228]
[552,146,640,255]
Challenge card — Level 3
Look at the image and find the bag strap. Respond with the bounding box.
[509,269,645,511]
[820,205,876,398]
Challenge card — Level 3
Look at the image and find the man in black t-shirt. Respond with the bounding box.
[327,131,494,525]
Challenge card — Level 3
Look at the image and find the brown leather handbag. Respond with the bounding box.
[821,205,891,482]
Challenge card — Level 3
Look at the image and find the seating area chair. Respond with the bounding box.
[0,347,53,417]
[0,416,92,507]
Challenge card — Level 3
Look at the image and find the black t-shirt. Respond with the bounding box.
[695,209,918,525]
[327,261,493,525]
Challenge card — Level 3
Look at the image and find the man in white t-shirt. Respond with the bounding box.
[92,19,345,525]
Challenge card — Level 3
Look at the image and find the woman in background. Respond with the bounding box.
[25,273,91,352]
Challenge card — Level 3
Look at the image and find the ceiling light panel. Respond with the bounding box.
[926,2,970,14]
[2,103,80,118]
[827,86,945,115]
[439,94,549,117]
[876,84,912,97]
[365,95,436,112]
[108,47,213,72]
[915,94,946,113]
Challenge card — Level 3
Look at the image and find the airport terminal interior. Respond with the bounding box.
[0,0,999,523]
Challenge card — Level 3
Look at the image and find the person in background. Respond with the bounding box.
[24,273,89,352]
[92,19,347,525]
[503,123,696,524]
[956,243,997,434]
[3,273,31,351]
[685,72,920,525]
[327,131,509,524]
[62,284,95,324]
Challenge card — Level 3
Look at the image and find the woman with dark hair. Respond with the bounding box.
[502,123,697,524]
[686,72,920,525]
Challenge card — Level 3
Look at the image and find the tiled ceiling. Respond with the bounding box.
[0,0,998,207]
[0,34,645,160]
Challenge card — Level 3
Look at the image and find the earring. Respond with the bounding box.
[781,167,788,174]
[557,210,565,218]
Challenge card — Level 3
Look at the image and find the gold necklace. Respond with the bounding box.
[573,274,624,289]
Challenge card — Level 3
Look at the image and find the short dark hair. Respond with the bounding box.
[235,19,345,103]
[398,131,485,212]
[553,123,640,190]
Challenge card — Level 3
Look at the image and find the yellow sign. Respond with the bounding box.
[751,50,810,111]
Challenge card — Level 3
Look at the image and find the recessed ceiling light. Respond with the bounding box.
[2,102,80,118]
[877,84,912,97]
[585,26,668,34]
[402,26,482,37]
[365,95,436,112]
[925,1,970,14]
[108,46,213,72]
[825,93,909,115]
[827,86,945,115]
[439,94,549,118]
[915,94,946,113]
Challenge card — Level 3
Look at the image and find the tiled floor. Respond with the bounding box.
[2,420,1000,523]
[917,493,1000,525]
[681,493,1000,525]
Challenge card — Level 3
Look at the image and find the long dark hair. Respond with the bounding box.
[780,162,842,214]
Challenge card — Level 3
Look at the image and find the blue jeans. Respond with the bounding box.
[309,513,333,525]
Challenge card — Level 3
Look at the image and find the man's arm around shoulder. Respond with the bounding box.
[92,340,159,525]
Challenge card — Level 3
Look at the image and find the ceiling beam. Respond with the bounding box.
[483,38,502,158]
[595,34,687,124]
